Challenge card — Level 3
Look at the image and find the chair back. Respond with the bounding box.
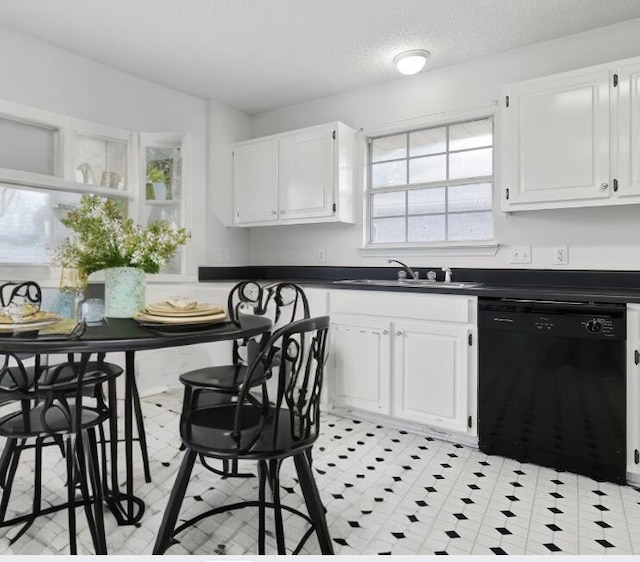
[263,282,310,329]
[0,281,42,311]
[236,316,330,453]
[227,281,310,368]
[0,353,119,437]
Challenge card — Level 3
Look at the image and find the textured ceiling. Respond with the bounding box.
[1,0,640,115]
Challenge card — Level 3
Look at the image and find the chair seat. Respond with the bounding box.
[1,361,122,395]
[179,364,248,391]
[185,404,316,460]
[0,402,107,438]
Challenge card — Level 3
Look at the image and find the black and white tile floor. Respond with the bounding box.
[2,388,640,555]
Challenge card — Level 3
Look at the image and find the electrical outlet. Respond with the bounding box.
[553,246,569,265]
[317,248,326,263]
[509,245,531,264]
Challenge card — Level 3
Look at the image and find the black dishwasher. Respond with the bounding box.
[478,298,626,483]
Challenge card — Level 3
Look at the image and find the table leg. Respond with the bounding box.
[104,350,145,525]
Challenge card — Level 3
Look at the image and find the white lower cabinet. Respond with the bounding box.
[331,314,391,414]
[393,320,470,433]
[329,290,477,437]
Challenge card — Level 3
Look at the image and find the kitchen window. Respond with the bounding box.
[0,99,188,278]
[366,117,494,247]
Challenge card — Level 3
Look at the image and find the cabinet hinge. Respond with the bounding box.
[635,449,639,464]
[468,416,473,429]
[468,333,473,346]
[635,349,639,365]
[505,188,510,201]
[613,178,618,192]
[613,73,618,87]
[505,95,509,108]
[332,130,336,140]
[332,203,337,213]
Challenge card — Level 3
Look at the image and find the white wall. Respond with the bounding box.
[206,98,250,265]
[0,25,248,279]
[243,18,640,271]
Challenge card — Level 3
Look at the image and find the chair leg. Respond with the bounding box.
[258,460,267,554]
[75,432,100,554]
[293,452,334,554]
[0,439,23,522]
[66,436,78,555]
[0,438,17,489]
[85,429,107,554]
[269,458,286,555]
[8,437,43,545]
[153,449,197,554]
[129,372,152,483]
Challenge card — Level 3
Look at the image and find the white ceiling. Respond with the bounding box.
[1,0,640,115]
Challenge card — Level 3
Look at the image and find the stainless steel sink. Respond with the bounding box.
[335,279,483,289]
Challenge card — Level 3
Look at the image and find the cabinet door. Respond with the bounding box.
[278,124,335,220]
[503,68,611,210]
[618,63,640,198]
[233,139,278,224]
[393,320,469,433]
[331,314,391,415]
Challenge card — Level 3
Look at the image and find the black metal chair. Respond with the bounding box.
[153,316,333,555]
[0,280,152,485]
[0,352,122,554]
[178,281,310,477]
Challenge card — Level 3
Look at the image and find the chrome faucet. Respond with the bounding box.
[442,266,452,283]
[388,259,419,280]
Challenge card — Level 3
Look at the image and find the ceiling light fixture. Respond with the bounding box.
[393,49,430,75]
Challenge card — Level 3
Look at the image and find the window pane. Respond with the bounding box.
[372,160,406,188]
[408,215,445,242]
[75,133,127,188]
[372,192,405,217]
[449,147,492,179]
[0,187,80,264]
[448,211,493,241]
[408,187,445,214]
[371,134,406,162]
[409,154,446,183]
[145,147,181,201]
[448,182,492,212]
[450,119,493,151]
[0,117,56,175]
[409,127,446,156]
[371,217,405,243]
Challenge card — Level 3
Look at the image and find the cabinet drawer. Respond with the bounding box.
[330,290,472,323]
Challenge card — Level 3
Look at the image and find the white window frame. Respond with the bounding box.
[0,99,191,284]
[358,105,499,257]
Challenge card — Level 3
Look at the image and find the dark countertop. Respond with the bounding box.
[199,266,640,304]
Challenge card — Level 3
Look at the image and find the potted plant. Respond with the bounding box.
[53,195,190,317]
[146,158,173,201]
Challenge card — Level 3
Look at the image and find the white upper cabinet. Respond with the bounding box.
[618,61,640,198]
[233,137,279,224]
[232,121,356,226]
[502,56,640,212]
[502,67,611,210]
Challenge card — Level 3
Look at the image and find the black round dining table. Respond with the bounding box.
[0,315,272,525]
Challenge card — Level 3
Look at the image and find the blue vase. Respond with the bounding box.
[104,267,146,318]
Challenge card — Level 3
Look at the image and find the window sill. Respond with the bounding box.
[358,241,499,257]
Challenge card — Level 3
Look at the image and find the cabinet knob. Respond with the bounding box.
[382,329,389,335]
[271,210,277,215]
[279,210,285,215]
[396,330,402,336]
[600,182,609,191]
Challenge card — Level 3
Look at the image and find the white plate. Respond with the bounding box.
[133,311,227,325]
[0,317,62,333]
[144,302,224,317]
